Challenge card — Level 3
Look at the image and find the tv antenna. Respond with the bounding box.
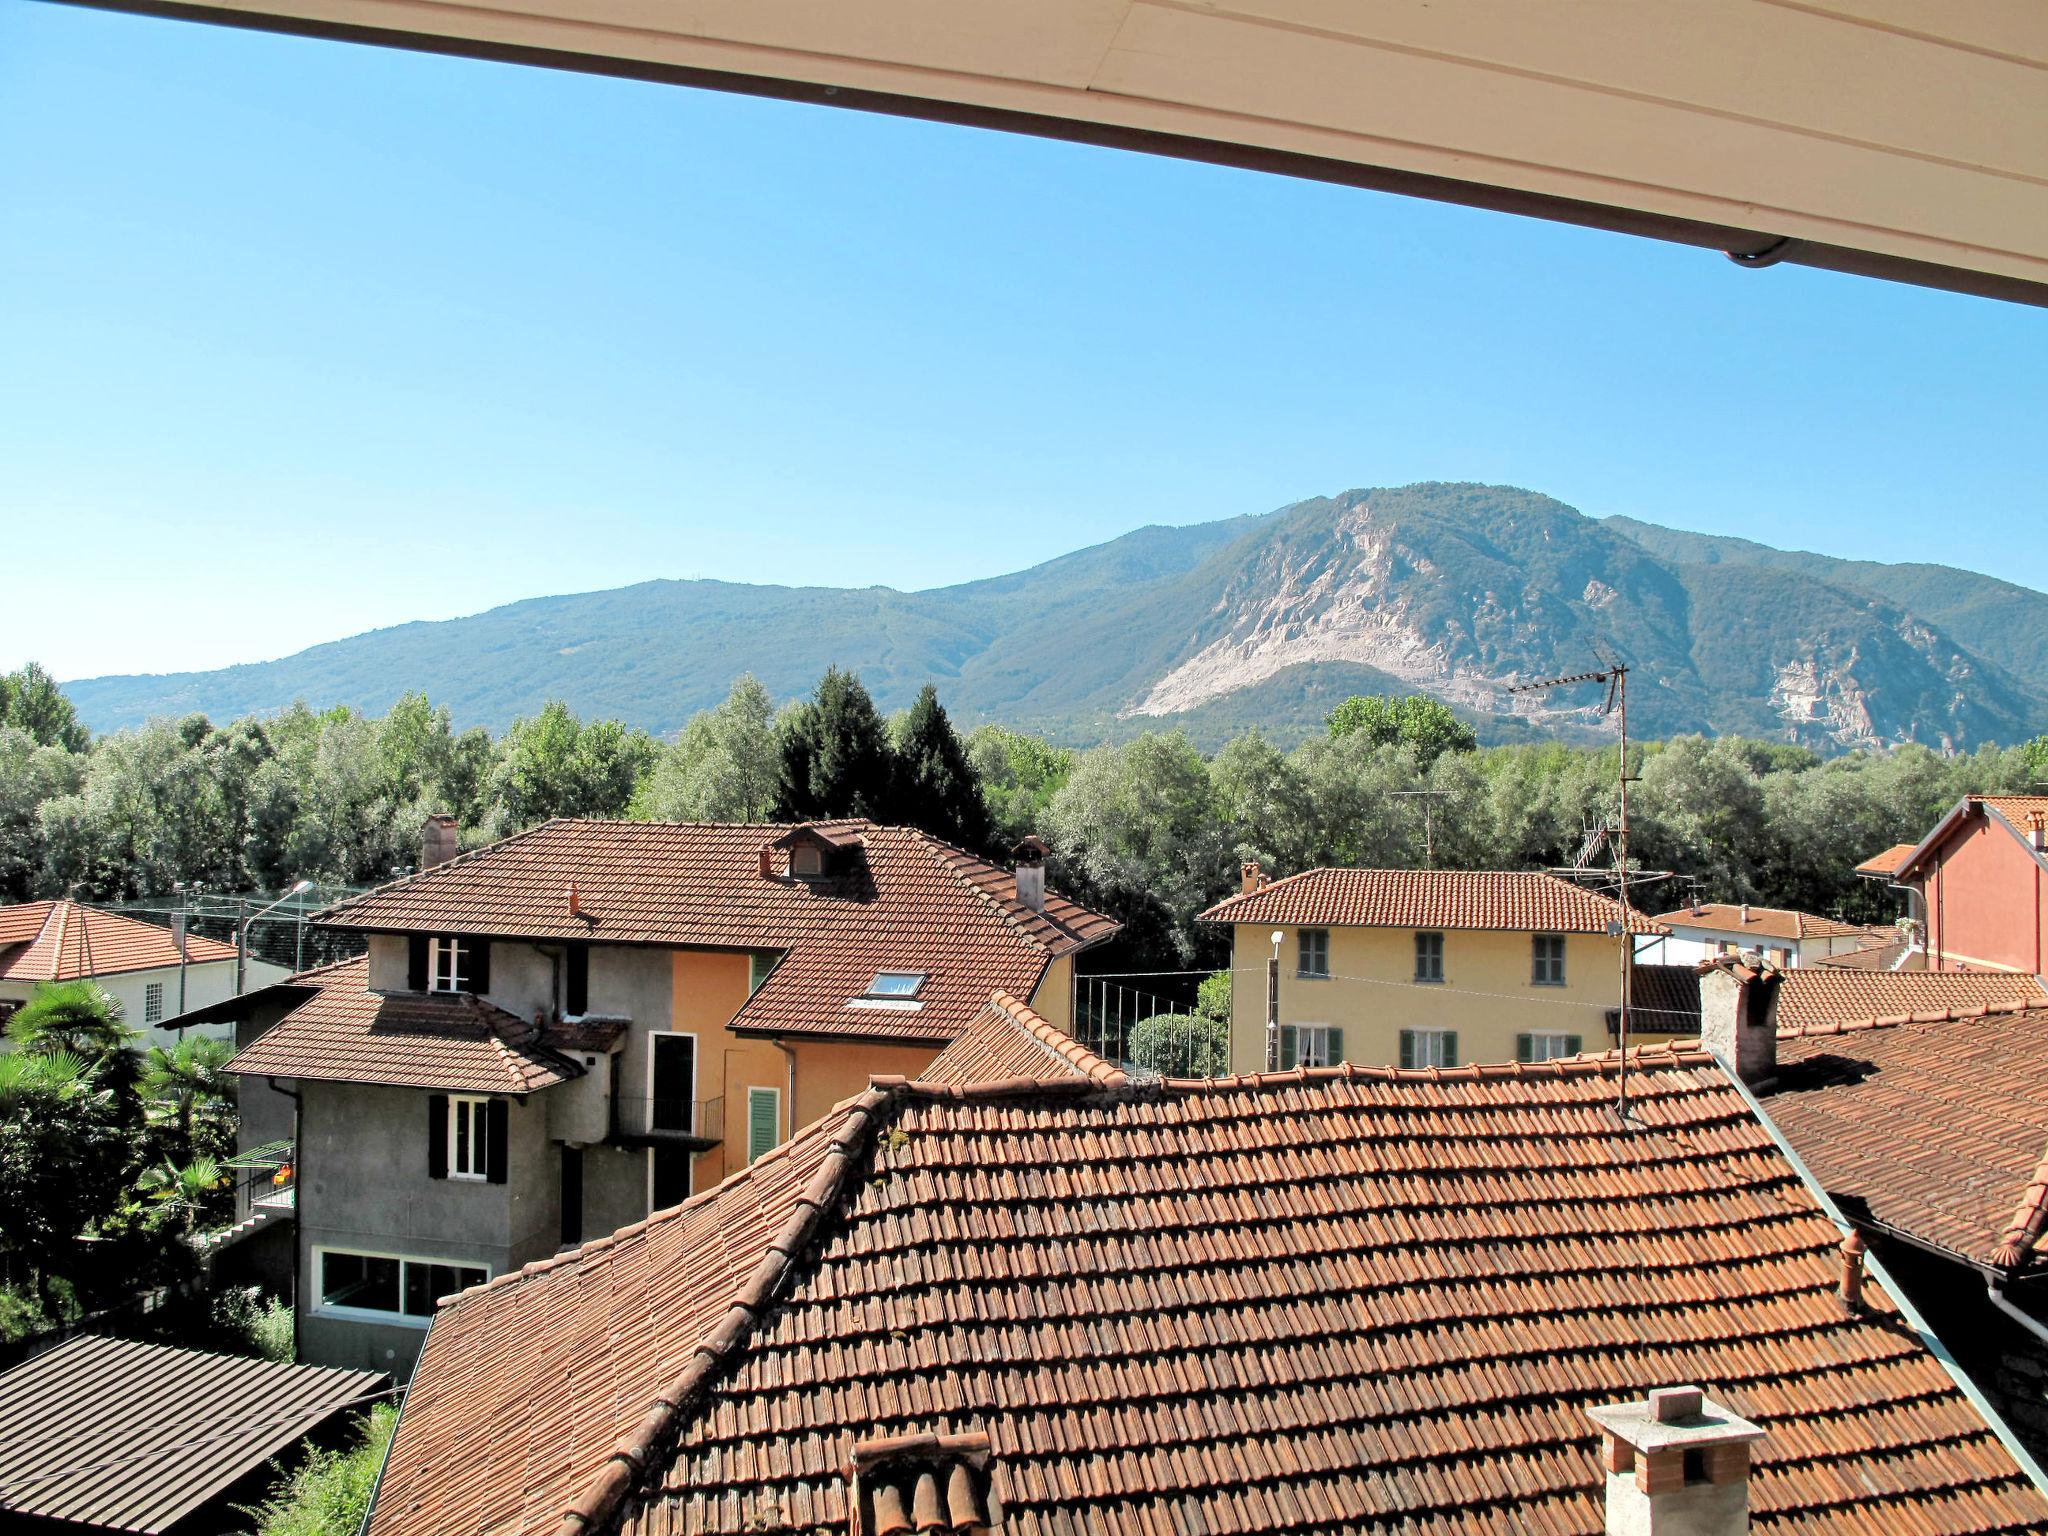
[1391,788,1454,868]
[1508,659,1640,1122]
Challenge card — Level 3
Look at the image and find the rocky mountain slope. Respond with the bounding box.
[64,485,2048,751]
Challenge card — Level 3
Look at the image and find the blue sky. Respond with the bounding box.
[4,1,2044,684]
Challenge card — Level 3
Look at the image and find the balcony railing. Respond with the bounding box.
[613,1095,724,1147]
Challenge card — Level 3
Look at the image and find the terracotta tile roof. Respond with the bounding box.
[226,957,586,1094]
[1770,1001,2048,1271]
[1812,939,1917,972]
[1628,963,1700,1034]
[1201,867,1666,934]
[918,992,1130,1088]
[1648,902,1871,943]
[366,1024,2048,1536]
[1978,795,2048,830]
[1855,843,1920,879]
[0,899,239,982]
[1774,969,2048,1034]
[1892,796,2048,881]
[0,1334,383,1534]
[318,820,1116,1045]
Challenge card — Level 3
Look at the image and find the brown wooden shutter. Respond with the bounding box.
[427,1094,448,1179]
[486,1099,509,1185]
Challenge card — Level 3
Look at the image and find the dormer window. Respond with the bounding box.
[430,937,470,993]
[867,971,925,999]
[791,844,825,878]
[407,933,492,996]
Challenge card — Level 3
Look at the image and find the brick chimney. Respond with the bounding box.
[1012,835,1048,914]
[421,813,460,871]
[1698,958,1781,1087]
[1587,1386,1765,1536]
[2029,811,2047,853]
[1241,860,1263,895]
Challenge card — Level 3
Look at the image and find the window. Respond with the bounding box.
[791,845,824,877]
[430,937,470,993]
[1532,933,1567,986]
[316,1248,486,1322]
[1297,929,1330,979]
[1399,1028,1457,1068]
[1284,1024,1345,1069]
[143,982,164,1025]
[448,1095,490,1180]
[749,952,779,994]
[866,971,926,998]
[1414,932,1445,983]
[747,1086,781,1165]
[1516,1031,1583,1063]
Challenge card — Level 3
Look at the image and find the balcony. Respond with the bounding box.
[612,1095,723,1151]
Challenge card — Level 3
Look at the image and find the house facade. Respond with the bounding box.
[1861,794,2048,974]
[225,817,1114,1375]
[1200,864,1669,1074]
[1637,900,1886,969]
[0,899,280,1049]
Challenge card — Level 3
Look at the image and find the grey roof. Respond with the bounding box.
[0,1334,384,1533]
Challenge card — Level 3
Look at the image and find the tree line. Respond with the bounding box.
[6,660,2044,973]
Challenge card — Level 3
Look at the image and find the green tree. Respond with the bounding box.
[141,1035,238,1165]
[8,980,141,1125]
[1209,730,1316,874]
[1326,693,1477,764]
[0,727,82,901]
[775,668,896,822]
[965,726,1073,846]
[0,1048,130,1310]
[892,685,992,850]
[239,1404,398,1536]
[634,676,780,823]
[0,662,89,752]
[490,702,657,828]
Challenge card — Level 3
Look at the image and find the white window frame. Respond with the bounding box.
[310,1244,490,1327]
[746,1085,782,1165]
[448,1093,490,1181]
[647,1031,699,1136]
[865,971,926,999]
[429,936,470,994]
[1521,1031,1581,1063]
[143,981,165,1025]
[1297,929,1330,979]
[1405,1027,1455,1068]
[1532,932,1568,987]
[1295,1024,1337,1068]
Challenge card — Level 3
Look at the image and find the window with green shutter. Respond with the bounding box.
[749,953,779,994]
[1294,1024,1344,1068]
[1516,1031,1583,1063]
[746,1086,781,1164]
[1400,1027,1456,1068]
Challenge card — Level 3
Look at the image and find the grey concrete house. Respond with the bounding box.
[222,815,1114,1375]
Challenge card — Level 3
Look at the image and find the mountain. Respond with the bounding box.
[63,485,2048,752]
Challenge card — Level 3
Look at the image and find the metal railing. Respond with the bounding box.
[613,1095,724,1144]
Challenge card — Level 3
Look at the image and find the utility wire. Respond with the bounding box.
[1215,966,1704,1024]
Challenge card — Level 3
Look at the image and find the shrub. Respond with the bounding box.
[239,1402,396,1536]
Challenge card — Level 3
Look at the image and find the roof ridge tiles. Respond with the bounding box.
[551,1083,904,1536]
[1993,1144,2048,1270]
[1775,995,2048,1041]
[1160,1042,1713,1093]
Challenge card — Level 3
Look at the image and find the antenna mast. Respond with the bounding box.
[1508,662,1636,1122]
[1391,788,1454,868]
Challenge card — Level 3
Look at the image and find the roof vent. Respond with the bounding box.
[1586,1386,1764,1536]
[849,1431,994,1536]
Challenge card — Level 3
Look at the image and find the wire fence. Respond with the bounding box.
[98,884,370,980]
[1072,970,1228,1078]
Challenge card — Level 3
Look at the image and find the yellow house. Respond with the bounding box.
[1201,865,1671,1074]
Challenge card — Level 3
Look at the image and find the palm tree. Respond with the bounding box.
[9,981,140,1124]
[138,1155,228,1239]
[141,1036,236,1162]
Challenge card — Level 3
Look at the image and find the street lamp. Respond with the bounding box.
[239,880,314,995]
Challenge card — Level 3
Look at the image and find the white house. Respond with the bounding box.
[0,899,288,1049]
[1638,901,1891,971]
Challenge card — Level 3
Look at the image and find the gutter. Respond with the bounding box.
[1712,1051,2048,1499]
[1988,1281,2048,1354]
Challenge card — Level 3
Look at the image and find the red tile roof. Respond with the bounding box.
[319,820,1116,1045]
[226,958,587,1094]
[1770,1000,2048,1271]
[1628,963,1700,1034]
[366,1026,2048,1536]
[917,992,1130,1088]
[1648,902,1873,943]
[1855,843,1920,879]
[1891,796,2048,881]
[1774,969,2048,1034]
[1202,867,1666,934]
[1811,939,1918,972]
[0,899,239,983]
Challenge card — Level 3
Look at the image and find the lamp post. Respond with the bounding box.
[1266,929,1284,1072]
[239,880,313,995]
